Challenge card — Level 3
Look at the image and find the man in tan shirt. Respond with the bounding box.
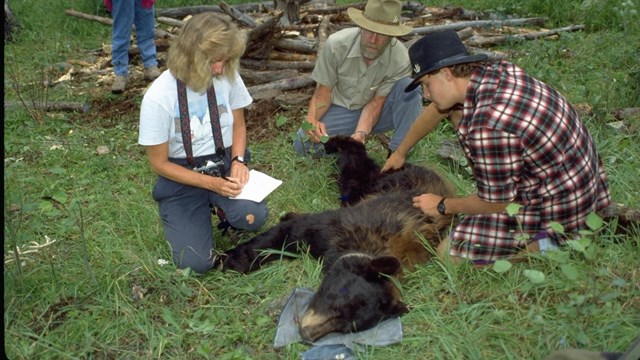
[294,0,425,157]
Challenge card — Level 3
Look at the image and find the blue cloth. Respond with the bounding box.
[274,288,403,350]
[152,150,268,273]
[294,77,422,156]
[111,0,158,76]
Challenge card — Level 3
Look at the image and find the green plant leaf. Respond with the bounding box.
[561,264,578,280]
[506,203,522,216]
[162,308,180,328]
[275,115,288,127]
[493,259,513,273]
[585,212,604,230]
[523,269,546,284]
[549,221,564,233]
[575,330,589,345]
[612,278,627,287]
[566,240,586,253]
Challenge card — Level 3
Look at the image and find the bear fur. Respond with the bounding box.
[219,136,456,341]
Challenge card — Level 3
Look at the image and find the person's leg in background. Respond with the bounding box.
[133,0,160,80]
[110,0,135,93]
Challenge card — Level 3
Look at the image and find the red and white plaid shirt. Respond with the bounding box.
[450,61,611,260]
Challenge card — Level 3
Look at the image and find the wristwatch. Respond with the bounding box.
[231,155,247,165]
[437,197,447,215]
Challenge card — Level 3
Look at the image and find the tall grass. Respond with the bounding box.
[4,0,640,359]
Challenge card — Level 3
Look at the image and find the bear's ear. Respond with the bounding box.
[368,256,402,277]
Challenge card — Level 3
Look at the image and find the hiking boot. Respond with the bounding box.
[111,75,127,94]
[143,66,161,81]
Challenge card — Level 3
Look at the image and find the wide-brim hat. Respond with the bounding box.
[405,30,488,92]
[347,0,412,37]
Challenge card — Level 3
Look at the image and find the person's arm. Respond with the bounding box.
[145,142,243,198]
[381,103,450,172]
[412,193,509,217]
[306,83,333,143]
[351,94,386,144]
[229,107,250,185]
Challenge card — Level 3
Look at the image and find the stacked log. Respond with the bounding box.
[64,0,587,105]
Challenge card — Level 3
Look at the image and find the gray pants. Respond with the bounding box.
[293,77,422,156]
[153,151,268,273]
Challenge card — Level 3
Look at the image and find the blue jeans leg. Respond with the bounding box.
[153,177,217,274]
[133,2,157,68]
[111,0,134,76]
[377,77,423,151]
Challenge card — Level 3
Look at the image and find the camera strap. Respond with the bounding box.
[176,79,225,168]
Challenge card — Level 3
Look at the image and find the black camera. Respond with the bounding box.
[193,158,224,177]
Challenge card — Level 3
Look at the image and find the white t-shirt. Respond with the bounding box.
[138,70,253,159]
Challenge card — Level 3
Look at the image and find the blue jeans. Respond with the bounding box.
[293,77,422,156]
[111,0,158,76]
[153,150,269,273]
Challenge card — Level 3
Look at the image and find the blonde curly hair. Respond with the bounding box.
[167,12,247,93]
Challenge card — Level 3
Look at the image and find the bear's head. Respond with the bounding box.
[299,254,409,342]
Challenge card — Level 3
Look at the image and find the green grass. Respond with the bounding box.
[4,0,640,359]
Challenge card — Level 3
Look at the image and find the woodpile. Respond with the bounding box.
[64,0,588,106]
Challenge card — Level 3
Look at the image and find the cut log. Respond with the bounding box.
[247,12,282,44]
[456,27,475,40]
[410,17,547,35]
[65,8,112,25]
[155,2,275,19]
[610,107,640,120]
[316,15,331,53]
[305,1,364,14]
[220,0,258,28]
[65,9,175,39]
[269,51,317,62]
[280,23,319,31]
[156,16,184,28]
[247,76,315,99]
[599,203,640,235]
[465,24,585,47]
[275,36,317,53]
[466,46,507,61]
[273,92,312,107]
[245,12,284,59]
[155,5,222,19]
[239,68,301,84]
[241,58,315,70]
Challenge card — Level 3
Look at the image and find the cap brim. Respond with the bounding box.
[404,53,489,93]
[347,8,413,37]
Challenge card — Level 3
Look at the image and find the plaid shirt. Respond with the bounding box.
[450,61,611,260]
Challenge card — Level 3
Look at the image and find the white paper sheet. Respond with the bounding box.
[230,169,282,202]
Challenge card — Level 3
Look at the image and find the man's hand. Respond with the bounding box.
[350,130,368,144]
[381,151,405,173]
[305,118,328,143]
[412,193,442,217]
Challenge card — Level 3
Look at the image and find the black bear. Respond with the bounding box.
[219,136,456,342]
